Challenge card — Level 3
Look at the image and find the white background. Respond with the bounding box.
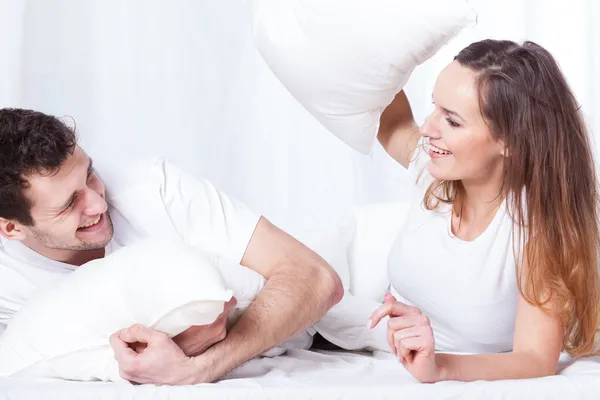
[1,0,598,232]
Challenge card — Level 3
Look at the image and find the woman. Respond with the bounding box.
[369,39,600,383]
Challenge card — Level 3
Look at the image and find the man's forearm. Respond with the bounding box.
[191,260,341,382]
[437,351,558,382]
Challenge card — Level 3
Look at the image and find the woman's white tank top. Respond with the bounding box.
[387,143,521,354]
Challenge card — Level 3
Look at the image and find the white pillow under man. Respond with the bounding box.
[0,108,343,385]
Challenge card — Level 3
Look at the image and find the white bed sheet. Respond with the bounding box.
[1,349,599,400]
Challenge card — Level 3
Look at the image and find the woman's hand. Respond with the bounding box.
[370,293,439,383]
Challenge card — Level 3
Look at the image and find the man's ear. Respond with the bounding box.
[0,218,28,241]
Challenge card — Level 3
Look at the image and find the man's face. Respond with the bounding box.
[22,146,114,252]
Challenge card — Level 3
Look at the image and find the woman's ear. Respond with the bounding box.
[499,140,509,157]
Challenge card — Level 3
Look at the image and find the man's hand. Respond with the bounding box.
[173,297,237,356]
[110,324,197,385]
[112,217,344,385]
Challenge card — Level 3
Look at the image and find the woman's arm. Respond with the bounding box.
[377,90,421,169]
[437,254,563,381]
[437,258,563,381]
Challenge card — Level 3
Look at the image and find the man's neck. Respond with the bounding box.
[21,240,106,266]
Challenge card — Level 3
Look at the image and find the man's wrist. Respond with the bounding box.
[184,355,211,385]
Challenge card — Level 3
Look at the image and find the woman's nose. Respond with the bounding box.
[419,113,442,140]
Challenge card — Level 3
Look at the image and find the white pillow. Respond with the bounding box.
[346,202,411,302]
[251,0,476,154]
[312,205,410,352]
[0,238,233,382]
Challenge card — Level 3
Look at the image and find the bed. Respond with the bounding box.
[2,202,599,399]
[1,349,599,399]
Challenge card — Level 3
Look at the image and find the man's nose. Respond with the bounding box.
[82,188,107,216]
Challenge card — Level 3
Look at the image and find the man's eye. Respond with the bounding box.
[63,197,76,212]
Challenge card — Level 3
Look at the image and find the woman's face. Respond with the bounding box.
[420,61,506,184]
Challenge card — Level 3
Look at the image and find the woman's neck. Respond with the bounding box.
[451,164,505,241]
[458,179,504,221]
[458,159,505,218]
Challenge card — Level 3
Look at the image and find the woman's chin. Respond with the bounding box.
[428,164,454,181]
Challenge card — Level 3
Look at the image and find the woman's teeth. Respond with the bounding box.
[79,215,100,229]
[427,143,452,155]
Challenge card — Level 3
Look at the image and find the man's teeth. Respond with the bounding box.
[79,215,100,229]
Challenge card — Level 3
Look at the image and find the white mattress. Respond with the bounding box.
[1,349,599,400]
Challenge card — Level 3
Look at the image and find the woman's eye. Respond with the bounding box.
[445,117,460,128]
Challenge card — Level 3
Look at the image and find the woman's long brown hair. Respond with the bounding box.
[423,39,600,356]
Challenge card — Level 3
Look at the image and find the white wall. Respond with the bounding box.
[2,0,598,232]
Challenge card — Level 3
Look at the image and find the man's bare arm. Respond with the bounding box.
[191,217,344,382]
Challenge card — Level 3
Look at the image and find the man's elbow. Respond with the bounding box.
[316,264,344,308]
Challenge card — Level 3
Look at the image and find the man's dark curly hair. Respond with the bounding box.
[0,108,77,226]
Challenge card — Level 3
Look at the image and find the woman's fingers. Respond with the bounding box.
[386,315,427,356]
[397,340,413,363]
[384,293,397,304]
[388,314,430,331]
[387,323,397,355]
[390,324,433,363]
[370,301,421,329]
[393,325,435,361]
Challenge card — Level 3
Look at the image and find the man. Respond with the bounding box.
[0,108,343,385]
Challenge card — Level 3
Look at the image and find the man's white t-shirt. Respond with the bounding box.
[387,143,521,354]
[0,158,261,332]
